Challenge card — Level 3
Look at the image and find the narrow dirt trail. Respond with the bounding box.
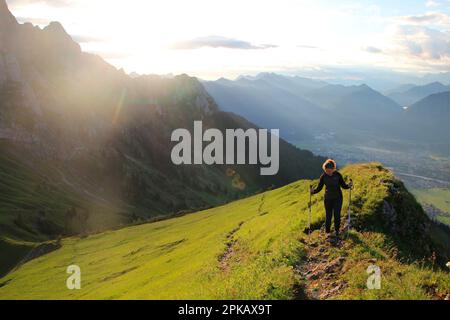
[296,230,350,300]
[218,193,267,272]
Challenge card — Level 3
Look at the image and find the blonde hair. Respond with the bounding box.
[322,159,337,171]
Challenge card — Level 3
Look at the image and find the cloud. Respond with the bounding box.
[364,46,383,54]
[297,45,319,49]
[391,25,450,61]
[170,36,278,50]
[7,0,74,7]
[71,35,103,43]
[383,11,450,69]
[16,16,51,25]
[425,0,440,7]
[398,12,450,26]
[87,50,131,60]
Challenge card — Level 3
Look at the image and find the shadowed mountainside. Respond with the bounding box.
[0,1,325,244]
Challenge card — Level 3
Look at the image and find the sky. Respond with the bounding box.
[6,0,450,80]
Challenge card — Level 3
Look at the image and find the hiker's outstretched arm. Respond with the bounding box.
[312,174,324,194]
[339,173,350,189]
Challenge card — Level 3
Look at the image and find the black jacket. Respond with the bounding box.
[312,171,350,200]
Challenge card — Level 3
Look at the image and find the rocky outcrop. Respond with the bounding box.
[0,0,17,28]
[382,200,397,226]
[383,180,433,257]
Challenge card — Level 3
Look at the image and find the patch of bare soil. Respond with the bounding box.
[218,222,243,273]
[296,231,349,300]
[219,194,267,272]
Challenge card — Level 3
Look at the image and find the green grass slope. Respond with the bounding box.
[0,163,448,300]
[412,188,450,226]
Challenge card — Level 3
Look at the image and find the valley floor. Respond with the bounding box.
[0,163,449,299]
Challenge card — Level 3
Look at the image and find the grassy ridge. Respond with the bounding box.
[0,163,448,299]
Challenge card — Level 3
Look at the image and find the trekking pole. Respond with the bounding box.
[347,179,353,233]
[308,185,312,237]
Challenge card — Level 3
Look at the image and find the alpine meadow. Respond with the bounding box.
[0,0,449,304]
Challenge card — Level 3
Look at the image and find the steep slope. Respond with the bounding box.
[0,1,326,243]
[388,82,450,107]
[0,163,448,299]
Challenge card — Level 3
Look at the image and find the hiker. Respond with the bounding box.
[310,159,353,239]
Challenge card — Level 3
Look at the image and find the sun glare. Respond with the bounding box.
[7,0,450,78]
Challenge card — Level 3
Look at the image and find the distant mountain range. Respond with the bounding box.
[203,73,450,147]
[304,83,402,116]
[237,72,327,95]
[203,74,327,141]
[387,82,450,107]
[0,1,325,242]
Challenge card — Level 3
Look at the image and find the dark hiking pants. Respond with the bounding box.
[324,197,343,235]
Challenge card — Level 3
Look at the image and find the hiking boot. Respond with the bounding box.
[326,233,334,243]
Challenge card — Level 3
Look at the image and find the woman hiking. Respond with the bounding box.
[310,159,353,240]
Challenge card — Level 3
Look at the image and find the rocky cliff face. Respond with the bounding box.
[0,0,16,29]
